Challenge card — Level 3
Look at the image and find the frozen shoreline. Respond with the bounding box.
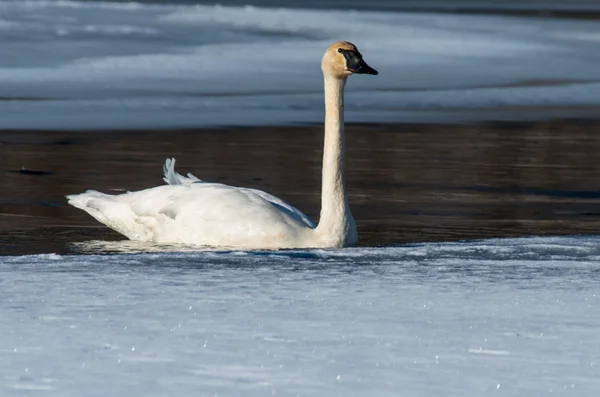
[2,1,600,129]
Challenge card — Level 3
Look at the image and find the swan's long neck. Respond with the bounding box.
[314,74,357,246]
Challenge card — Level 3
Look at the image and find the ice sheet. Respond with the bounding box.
[1,236,600,396]
[1,0,600,128]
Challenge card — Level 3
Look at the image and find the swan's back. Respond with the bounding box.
[161,158,315,229]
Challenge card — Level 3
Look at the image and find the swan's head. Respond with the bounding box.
[321,41,378,78]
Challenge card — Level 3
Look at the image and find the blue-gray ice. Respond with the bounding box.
[2,0,600,129]
[1,235,600,396]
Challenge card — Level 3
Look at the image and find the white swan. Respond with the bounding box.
[67,41,378,249]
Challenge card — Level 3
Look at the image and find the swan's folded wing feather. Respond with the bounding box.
[162,158,202,185]
[241,187,316,228]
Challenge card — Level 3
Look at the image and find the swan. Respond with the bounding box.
[67,41,378,249]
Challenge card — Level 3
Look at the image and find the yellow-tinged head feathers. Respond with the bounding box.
[321,41,378,78]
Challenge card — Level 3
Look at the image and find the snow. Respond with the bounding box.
[1,0,600,128]
[1,236,600,396]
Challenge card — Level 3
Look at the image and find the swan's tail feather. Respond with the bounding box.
[162,158,202,185]
[66,190,148,240]
[66,190,108,210]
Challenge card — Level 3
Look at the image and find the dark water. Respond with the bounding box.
[3,120,600,255]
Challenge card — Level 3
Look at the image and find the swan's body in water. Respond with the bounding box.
[67,41,378,249]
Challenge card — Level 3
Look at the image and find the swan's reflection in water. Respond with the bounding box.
[71,240,222,254]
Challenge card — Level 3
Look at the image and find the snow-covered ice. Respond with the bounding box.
[1,235,600,396]
[1,0,600,129]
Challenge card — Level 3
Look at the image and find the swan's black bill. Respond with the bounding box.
[339,48,378,75]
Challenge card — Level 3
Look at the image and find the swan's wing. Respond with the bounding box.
[241,187,316,228]
[68,181,315,246]
[162,158,315,228]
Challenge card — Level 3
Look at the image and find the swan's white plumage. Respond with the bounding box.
[162,158,314,228]
[67,41,376,249]
[68,159,316,248]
